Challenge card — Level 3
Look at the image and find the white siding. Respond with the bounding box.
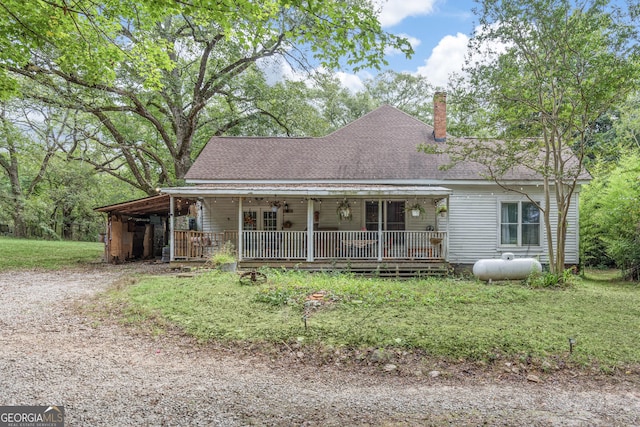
[406,206,437,231]
[201,198,239,233]
[201,197,442,232]
[200,197,367,232]
[447,185,580,265]
[197,188,581,267]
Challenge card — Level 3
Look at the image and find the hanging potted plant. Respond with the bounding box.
[436,205,448,216]
[270,201,282,212]
[406,202,426,217]
[337,200,352,221]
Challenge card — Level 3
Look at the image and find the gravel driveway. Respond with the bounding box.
[0,264,638,426]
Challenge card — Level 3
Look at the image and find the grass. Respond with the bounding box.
[0,236,104,271]
[105,267,640,370]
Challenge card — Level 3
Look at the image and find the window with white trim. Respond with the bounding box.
[243,209,277,231]
[500,201,540,246]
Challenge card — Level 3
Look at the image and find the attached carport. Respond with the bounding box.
[94,194,196,263]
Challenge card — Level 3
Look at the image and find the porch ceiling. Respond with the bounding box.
[161,183,452,198]
[94,194,194,217]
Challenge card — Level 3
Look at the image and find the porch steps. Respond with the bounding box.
[237,260,450,278]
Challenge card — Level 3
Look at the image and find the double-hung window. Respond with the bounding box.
[500,201,540,246]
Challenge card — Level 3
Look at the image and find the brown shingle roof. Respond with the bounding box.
[185,105,586,182]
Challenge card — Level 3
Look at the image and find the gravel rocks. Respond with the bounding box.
[0,264,638,426]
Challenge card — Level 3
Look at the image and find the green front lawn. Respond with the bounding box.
[0,236,104,271]
[106,268,640,370]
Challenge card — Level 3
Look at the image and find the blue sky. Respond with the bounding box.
[263,0,634,92]
[336,0,478,91]
[381,0,477,71]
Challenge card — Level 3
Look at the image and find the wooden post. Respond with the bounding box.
[108,215,125,263]
[445,196,450,261]
[143,223,153,259]
[306,199,314,262]
[169,195,175,261]
[377,199,383,261]
[237,197,243,261]
[104,216,111,263]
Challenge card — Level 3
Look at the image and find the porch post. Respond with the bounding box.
[377,198,383,261]
[169,195,175,261]
[237,197,243,261]
[306,199,314,262]
[445,196,450,260]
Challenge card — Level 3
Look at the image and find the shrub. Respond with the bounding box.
[581,153,640,279]
[210,240,236,266]
[524,269,576,288]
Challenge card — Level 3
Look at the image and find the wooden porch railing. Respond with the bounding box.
[313,230,447,260]
[242,231,308,259]
[174,230,447,261]
[174,230,227,259]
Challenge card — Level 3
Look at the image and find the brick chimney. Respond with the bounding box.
[433,92,446,142]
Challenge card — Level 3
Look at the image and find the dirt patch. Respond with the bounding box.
[0,264,638,426]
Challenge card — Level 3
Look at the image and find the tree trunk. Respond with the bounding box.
[174,148,193,181]
[172,113,196,181]
[6,153,26,238]
[543,176,557,274]
[62,206,74,240]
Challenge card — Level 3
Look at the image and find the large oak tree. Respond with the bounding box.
[1,0,412,193]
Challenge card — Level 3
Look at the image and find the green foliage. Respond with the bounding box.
[0,0,412,193]
[210,241,237,266]
[581,152,640,279]
[0,0,412,90]
[580,162,615,268]
[447,0,640,274]
[107,269,640,367]
[254,286,306,307]
[613,92,640,152]
[0,236,103,271]
[0,100,143,241]
[310,73,376,132]
[363,70,435,121]
[524,269,577,288]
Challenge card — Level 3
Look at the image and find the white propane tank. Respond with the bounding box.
[472,253,542,281]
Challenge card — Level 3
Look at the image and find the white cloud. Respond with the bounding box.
[335,71,368,93]
[415,32,469,88]
[376,0,438,27]
[414,23,511,88]
[257,57,368,94]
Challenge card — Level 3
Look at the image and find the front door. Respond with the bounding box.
[366,201,405,258]
[365,201,405,231]
[243,209,278,231]
[242,208,279,258]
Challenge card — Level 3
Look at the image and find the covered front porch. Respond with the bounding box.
[164,184,452,267]
[174,229,447,261]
